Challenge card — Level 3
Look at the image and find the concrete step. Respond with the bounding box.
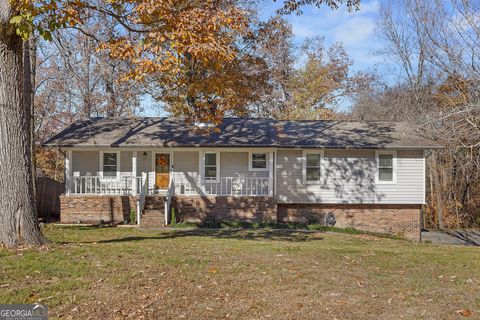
[145,200,166,207]
[144,205,164,210]
[141,220,164,225]
[145,195,166,200]
[143,209,163,215]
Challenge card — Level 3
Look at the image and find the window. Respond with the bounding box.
[249,152,268,171]
[304,151,322,183]
[376,151,396,183]
[102,152,118,177]
[204,153,218,179]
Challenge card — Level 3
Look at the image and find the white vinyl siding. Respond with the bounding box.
[221,152,269,177]
[72,151,100,176]
[136,151,152,177]
[276,149,424,204]
[120,151,133,177]
[172,151,200,181]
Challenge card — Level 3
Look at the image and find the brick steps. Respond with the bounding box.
[141,196,166,227]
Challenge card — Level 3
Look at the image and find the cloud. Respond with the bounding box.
[331,16,376,46]
[280,0,382,73]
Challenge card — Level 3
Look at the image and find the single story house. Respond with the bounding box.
[44,117,441,240]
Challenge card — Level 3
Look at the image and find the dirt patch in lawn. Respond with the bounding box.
[1,226,479,319]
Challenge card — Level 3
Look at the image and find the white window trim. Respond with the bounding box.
[302,150,324,184]
[201,151,220,182]
[248,152,269,171]
[375,150,397,184]
[99,151,121,179]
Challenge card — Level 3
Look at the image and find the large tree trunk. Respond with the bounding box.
[0,2,46,246]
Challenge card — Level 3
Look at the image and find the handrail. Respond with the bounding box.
[165,177,175,226]
[136,172,148,225]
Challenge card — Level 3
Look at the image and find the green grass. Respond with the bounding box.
[170,220,402,240]
[1,225,479,319]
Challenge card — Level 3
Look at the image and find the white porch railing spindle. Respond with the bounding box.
[70,175,271,197]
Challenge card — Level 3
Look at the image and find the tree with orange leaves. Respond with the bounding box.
[1,0,360,246]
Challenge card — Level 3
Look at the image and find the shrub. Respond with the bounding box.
[130,209,136,224]
[170,207,177,226]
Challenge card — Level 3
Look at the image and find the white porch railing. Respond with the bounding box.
[174,176,271,196]
[69,175,272,196]
[71,176,144,195]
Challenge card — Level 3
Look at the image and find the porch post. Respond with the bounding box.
[65,150,72,195]
[132,151,137,194]
[268,151,274,196]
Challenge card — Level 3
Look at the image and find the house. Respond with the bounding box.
[44,117,441,240]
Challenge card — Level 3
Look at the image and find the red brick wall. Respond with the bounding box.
[59,195,421,241]
[278,203,421,241]
[60,195,138,224]
[172,196,277,223]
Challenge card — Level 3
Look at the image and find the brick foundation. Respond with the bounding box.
[278,203,421,241]
[60,195,138,224]
[172,196,277,223]
[59,195,421,241]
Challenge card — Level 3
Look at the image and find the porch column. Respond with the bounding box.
[65,150,72,195]
[268,151,274,196]
[132,151,137,194]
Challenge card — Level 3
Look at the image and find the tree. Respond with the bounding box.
[0,1,46,246]
[351,0,480,229]
[1,0,361,246]
[284,38,372,119]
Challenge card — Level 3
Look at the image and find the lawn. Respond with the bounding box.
[1,226,479,319]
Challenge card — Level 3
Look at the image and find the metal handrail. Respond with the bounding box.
[165,177,175,225]
[136,172,148,225]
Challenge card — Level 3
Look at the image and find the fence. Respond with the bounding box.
[36,176,64,219]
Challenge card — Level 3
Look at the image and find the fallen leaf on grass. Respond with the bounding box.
[38,296,53,302]
[456,309,473,317]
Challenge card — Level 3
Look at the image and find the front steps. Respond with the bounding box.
[140,195,166,227]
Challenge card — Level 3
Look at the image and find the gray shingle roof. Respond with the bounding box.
[44,117,442,149]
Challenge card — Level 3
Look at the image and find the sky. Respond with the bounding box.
[259,0,387,75]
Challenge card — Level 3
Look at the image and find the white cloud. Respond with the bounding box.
[281,0,382,73]
[331,16,376,46]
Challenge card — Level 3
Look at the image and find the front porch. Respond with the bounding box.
[62,149,275,226]
[64,149,275,197]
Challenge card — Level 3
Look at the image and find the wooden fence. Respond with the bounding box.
[36,176,64,220]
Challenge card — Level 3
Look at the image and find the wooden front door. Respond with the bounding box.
[155,153,170,189]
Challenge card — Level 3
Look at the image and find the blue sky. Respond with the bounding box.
[259,0,386,74]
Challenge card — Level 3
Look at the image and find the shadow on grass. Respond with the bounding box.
[95,228,324,243]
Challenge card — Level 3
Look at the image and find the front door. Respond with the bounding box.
[155,153,170,190]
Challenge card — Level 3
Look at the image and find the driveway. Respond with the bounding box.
[422,229,480,246]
